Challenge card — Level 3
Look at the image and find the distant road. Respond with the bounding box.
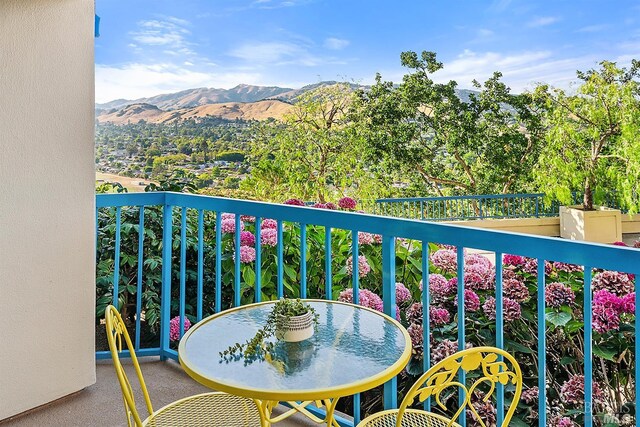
[96,172,156,193]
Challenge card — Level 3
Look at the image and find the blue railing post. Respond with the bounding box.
[160,198,173,361]
[381,235,397,410]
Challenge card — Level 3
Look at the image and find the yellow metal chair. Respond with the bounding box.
[105,305,261,427]
[357,346,523,427]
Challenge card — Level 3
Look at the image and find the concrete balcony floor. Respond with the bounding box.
[1,359,329,426]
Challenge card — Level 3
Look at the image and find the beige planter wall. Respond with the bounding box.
[447,214,640,240]
[0,0,95,420]
[559,206,622,243]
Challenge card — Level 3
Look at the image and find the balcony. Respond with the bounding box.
[92,192,640,426]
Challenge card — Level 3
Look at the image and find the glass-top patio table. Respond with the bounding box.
[178,299,411,426]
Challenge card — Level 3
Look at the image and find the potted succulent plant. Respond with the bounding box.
[219,298,318,362]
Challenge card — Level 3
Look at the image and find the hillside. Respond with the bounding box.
[96,99,293,124]
[96,84,294,110]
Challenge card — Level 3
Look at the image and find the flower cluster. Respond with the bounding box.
[406,302,423,325]
[233,245,256,263]
[260,228,278,247]
[552,262,583,274]
[395,282,412,304]
[503,278,530,302]
[358,232,375,246]
[431,339,458,364]
[551,417,575,427]
[430,249,457,273]
[338,288,383,312]
[545,282,576,308]
[220,218,244,234]
[592,289,635,333]
[283,198,305,206]
[169,316,191,341]
[430,307,451,326]
[464,263,495,291]
[454,289,481,312]
[423,274,456,305]
[560,374,604,407]
[521,386,539,404]
[407,323,424,359]
[338,197,357,210]
[346,255,371,277]
[240,231,256,246]
[482,297,521,321]
[503,254,526,267]
[592,270,634,296]
[260,218,278,229]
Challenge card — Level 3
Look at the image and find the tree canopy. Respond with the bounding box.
[353,51,545,196]
[534,60,640,211]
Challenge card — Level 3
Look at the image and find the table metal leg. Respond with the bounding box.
[253,398,341,426]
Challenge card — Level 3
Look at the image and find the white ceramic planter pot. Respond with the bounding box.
[275,311,314,342]
[559,205,622,243]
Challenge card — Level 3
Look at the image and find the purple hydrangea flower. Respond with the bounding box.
[504,278,530,302]
[283,198,305,206]
[169,316,191,341]
[346,255,371,277]
[592,270,634,296]
[560,375,604,407]
[454,289,481,311]
[521,387,539,404]
[338,197,357,210]
[545,282,575,308]
[338,288,383,312]
[430,307,451,326]
[430,249,457,273]
[395,282,412,304]
[483,297,521,321]
[240,231,256,246]
[406,302,423,325]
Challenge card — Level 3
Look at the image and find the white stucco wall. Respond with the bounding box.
[0,0,96,419]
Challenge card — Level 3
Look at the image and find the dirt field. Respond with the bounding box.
[96,172,156,193]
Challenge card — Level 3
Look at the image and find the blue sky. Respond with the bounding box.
[95,0,640,103]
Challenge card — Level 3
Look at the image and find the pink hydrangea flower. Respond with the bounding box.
[345,255,371,277]
[464,263,495,291]
[338,288,383,312]
[220,213,236,221]
[260,218,278,229]
[406,302,423,324]
[338,197,357,210]
[521,386,539,404]
[612,241,628,246]
[634,240,640,248]
[504,278,530,302]
[324,202,337,210]
[560,375,604,407]
[421,274,456,305]
[260,228,278,247]
[407,323,424,359]
[358,232,375,246]
[395,282,412,304]
[240,215,255,223]
[522,258,553,276]
[169,316,191,341]
[483,297,521,321]
[592,270,634,296]
[220,218,244,234]
[465,253,493,269]
[503,254,526,267]
[373,234,383,244]
[545,282,575,308]
[592,289,635,333]
[430,249,457,273]
[283,198,305,206]
[240,231,256,246]
[233,245,256,263]
[431,339,459,364]
[312,202,327,209]
[554,417,575,427]
[430,307,451,326]
[552,262,583,273]
[454,289,481,311]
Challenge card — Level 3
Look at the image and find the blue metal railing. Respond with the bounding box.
[373,192,624,221]
[96,192,640,427]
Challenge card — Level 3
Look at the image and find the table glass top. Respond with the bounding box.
[180,301,409,397]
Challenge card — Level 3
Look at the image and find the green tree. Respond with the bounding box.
[242,84,385,202]
[353,51,544,196]
[534,60,640,212]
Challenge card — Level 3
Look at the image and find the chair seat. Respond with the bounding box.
[143,392,261,427]
[357,408,462,427]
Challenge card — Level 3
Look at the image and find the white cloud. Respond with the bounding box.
[229,41,333,66]
[95,63,262,103]
[576,24,608,33]
[527,16,560,28]
[324,37,350,50]
[130,18,194,56]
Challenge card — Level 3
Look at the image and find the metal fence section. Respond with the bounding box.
[95,192,640,427]
[373,192,623,221]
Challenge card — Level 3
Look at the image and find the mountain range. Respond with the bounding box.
[95,81,477,125]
